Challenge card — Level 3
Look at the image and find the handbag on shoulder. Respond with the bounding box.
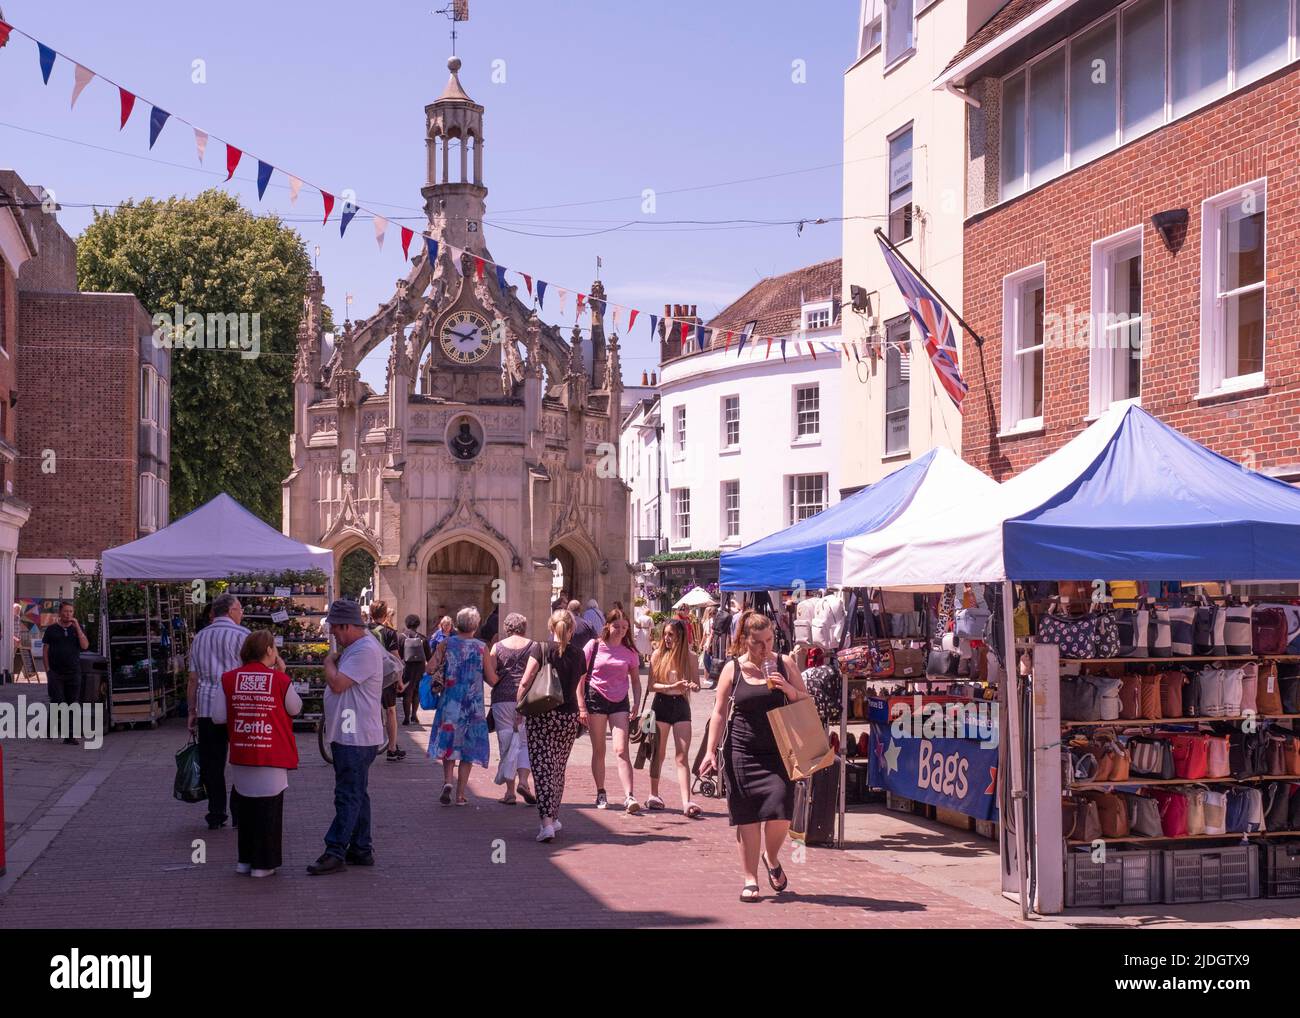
[518,642,565,717]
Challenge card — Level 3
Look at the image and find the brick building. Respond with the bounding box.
[941,0,1300,484]
[0,170,168,601]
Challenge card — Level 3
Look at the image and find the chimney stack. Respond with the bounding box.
[640,370,649,386]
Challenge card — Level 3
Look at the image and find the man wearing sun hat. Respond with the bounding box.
[308,598,386,876]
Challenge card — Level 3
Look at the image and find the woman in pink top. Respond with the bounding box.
[580,608,643,814]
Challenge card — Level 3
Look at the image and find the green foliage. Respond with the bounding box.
[647,550,720,563]
[339,548,375,599]
[76,189,311,525]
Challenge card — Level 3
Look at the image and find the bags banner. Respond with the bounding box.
[866,696,999,821]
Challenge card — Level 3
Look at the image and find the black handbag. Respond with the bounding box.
[518,642,564,717]
[927,649,959,676]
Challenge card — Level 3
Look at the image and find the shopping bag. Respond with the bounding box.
[418,673,441,712]
[767,696,836,781]
[173,738,206,804]
[494,723,526,785]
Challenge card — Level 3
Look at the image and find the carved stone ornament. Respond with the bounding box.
[405,464,521,571]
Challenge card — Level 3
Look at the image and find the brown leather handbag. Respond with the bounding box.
[1258,661,1284,715]
[1119,675,1142,719]
[1160,671,1187,718]
[1082,790,1130,838]
[1063,797,1102,843]
[1284,735,1300,777]
[1140,673,1163,719]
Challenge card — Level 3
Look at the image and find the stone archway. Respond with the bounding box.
[426,539,501,631]
[549,537,597,607]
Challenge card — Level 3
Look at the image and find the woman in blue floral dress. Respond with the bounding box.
[428,606,496,805]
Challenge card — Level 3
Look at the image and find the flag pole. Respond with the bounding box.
[874,227,984,347]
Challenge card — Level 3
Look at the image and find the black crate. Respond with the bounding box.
[1065,849,1162,907]
[1263,843,1300,898]
[1162,845,1259,903]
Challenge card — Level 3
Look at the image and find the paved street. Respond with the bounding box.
[0,681,1025,929]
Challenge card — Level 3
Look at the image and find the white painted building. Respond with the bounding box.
[650,260,844,561]
[840,0,1003,492]
[620,393,665,567]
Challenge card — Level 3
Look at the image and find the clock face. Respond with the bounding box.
[439,311,492,365]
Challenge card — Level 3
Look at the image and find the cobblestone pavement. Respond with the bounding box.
[0,682,1024,929]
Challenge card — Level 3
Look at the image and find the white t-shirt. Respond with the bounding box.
[325,634,386,748]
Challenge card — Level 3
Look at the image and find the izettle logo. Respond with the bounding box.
[49,949,151,998]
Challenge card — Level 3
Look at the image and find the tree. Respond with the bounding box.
[339,548,375,599]
[77,190,311,525]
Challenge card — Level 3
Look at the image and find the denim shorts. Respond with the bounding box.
[653,694,691,726]
[586,688,630,716]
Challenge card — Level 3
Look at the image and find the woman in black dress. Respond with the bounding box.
[700,610,810,903]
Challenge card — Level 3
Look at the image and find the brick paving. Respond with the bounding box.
[0,686,1024,929]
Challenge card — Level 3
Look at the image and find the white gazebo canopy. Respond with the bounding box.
[673,586,717,609]
[102,493,332,580]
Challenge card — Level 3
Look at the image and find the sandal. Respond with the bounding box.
[739,883,761,903]
[456,796,469,806]
[499,794,518,805]
[518,787,538,806]
[761,853,789,893]
[685,802,703,819]
[439,784,452,806]
[646,794,666,811]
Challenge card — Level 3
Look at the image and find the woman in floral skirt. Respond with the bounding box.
[428,606,495,805]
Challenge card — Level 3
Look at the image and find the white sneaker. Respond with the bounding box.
[625,796,642,815]
[536,823,555,843]
[552,819,563,834]
[235,862,251,875]
[250,868,277,878]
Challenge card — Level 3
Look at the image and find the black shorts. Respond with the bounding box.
[653,694,691,726]
[381,684,398,709]
[586,689,630,716]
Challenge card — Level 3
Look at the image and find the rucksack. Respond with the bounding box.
[712,610,732,638]
[403,632,426,663]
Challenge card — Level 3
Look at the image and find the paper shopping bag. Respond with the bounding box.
[767,696,836,781]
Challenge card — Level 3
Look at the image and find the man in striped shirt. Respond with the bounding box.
[187,594,250,830]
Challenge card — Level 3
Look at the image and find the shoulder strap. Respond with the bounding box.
[586,640,597,673]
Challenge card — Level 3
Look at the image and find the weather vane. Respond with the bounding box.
[434,0,470,54]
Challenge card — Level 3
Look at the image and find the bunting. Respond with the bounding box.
[37,41,54,84]
[288,175,302,205]
[70,63,93,108]
[522,273,533,297]
[425,236,438,265]
[628,309,639,332]
[648,313,657,340]
[118,88,135,130]
[320,191,334,225]
[575,293,586,319]
[339,202,357,237]
[194,127,208,164]
[495,264,507,291]
[0,22,11,47]
[374,216,387,251]
[537,280,547,309]
[473,256,484,281]
[148,106,170,149]
[225,143,242,180]
[256,160,273,200]
[400,226,414,260]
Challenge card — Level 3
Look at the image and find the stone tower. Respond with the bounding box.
[283,55,632,629]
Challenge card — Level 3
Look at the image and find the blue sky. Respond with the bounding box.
[1,0,848,390]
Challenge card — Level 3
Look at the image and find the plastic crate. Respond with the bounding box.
[845,762,870,804]
[1263,843,1300,898]
[886,792,917,814]
[1065,849,1163,907]
[1162,845,1260,904]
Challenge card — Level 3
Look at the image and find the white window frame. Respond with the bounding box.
[887,123,914,244]
[802,301,833,331]
[793,384,821,443]
[998,0,1300,202]
[1001,264,1047,434]
[157,474,168,527]
[721,394,741,451]
[672,405,687,460]
[158,375,169,434]
[787,473,828,526]
[883,0,916,71]
[671,487,691,544]
[1089,226,1144,416]
[858,0,883,60]
[884,315,911,457]
[140,365,157,425]
[1199,179,1268,397]
[139,472,157,532]
[721,479,741,542]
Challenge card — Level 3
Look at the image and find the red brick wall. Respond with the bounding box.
[963,65,1300,482]
[16,292,148,558]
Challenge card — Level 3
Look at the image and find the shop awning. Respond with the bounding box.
[721,447,996,591]
[832,404,1300,586]
[102,493,332,580]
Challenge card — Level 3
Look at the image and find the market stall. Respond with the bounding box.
[831,404,1300,916]
[719,447,1000,846]
[101,494,333,729]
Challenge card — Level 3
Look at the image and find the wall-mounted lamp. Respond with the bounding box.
[1151,209,1189,254]
[849,284,871,315]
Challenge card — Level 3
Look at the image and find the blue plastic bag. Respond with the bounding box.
[418,673,441,711]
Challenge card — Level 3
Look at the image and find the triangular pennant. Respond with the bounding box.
[474,256,485,281]
[696,324,707,351]
[0,22,12,48]
[446,245,464,274]
[255,160,273,200]
[648,313,657,339]
[288,175,302,205]
[194,128,208,164]
[852,339,861,362]
[628,308,639,332]
[536,280,547,308]
[70,64,94,108]
[808,342,817,360]
[765,337,773,359]
[37,43,55,85]
[521,273,533,297]
[612,306,621,332]
[374,216,387,250]
[558,288,567,315]
[780,337,787,363]
[737,331,748,357]
[339,203,357,237]
[723,330,733,353]
[119,88,136,130]
[148,106,170,149]
[225,143,242,180]
[679,320,689,344]
[400,226,414,259]
[495,264,508,291]
[425,236,439,264]
[320,190,334,225]
[576,293,586,319]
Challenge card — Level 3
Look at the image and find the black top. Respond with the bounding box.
[43,623,83,674]
[571,617,596,652]
[731,657,790,716]
[481,609,499,644]
[531,640,586,714]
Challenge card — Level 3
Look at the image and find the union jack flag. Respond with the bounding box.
[877,236,968,411]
